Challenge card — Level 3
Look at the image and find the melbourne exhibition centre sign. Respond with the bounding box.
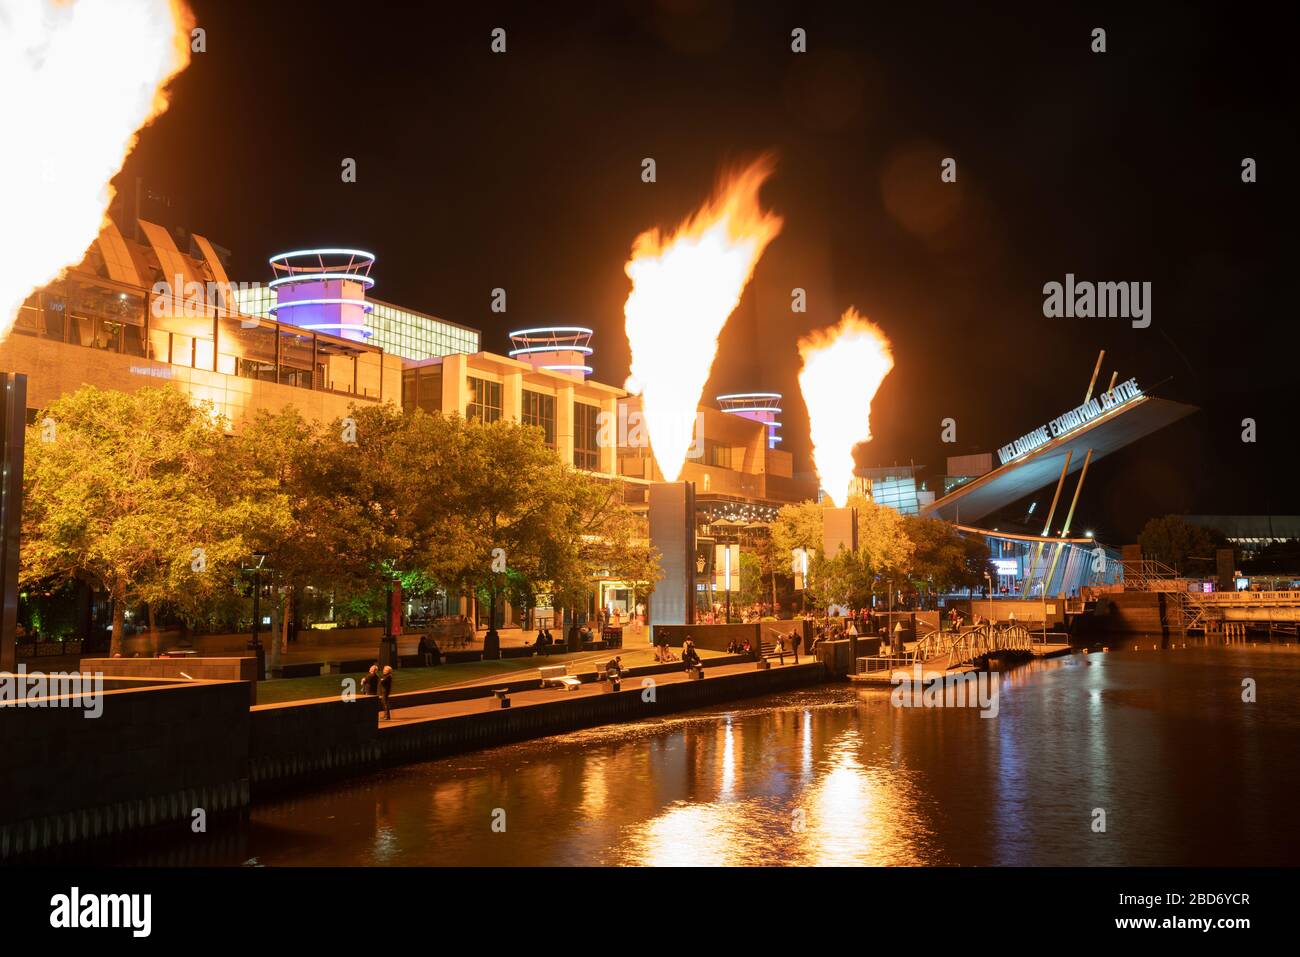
[996,377,1144,466]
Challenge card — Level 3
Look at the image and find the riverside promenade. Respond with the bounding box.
[250,657,826,793]
[382,657,813,725]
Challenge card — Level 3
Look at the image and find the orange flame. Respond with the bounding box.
[623,156,783,482]
[797,308,895,507]
[0,0,194,340]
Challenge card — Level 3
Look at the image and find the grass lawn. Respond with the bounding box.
[254,645,715,705]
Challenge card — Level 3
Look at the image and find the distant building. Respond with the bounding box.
[1184,516,1300,559]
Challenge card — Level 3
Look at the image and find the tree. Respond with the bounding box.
[851,495,914,576]
[1138,516,1225,575]
[554,473,661,625]
[903,515,991,594]
[22,387,290,655]
[772,499,822,558]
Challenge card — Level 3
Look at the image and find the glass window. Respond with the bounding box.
[574,401,600,471]
[219,317,277,382]
[467,376,502,423]
[278,330,315,390]
[522,389,556,447]
[704,439,733,470]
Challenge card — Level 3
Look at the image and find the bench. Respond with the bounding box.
[538,664,582,692]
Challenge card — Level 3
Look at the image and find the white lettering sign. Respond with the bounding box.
[997,378,1143,466]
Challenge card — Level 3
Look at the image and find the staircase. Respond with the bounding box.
[1121,559,1210,635]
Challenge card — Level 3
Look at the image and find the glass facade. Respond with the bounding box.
[522,389,556,447]
[467,376,502,423]
[574,401,600,471]
[234,287,479,361]
[403,366,444,414]
[15,276,385,400]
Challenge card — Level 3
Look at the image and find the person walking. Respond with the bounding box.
[379,665,393,721]
[773,633,785,665]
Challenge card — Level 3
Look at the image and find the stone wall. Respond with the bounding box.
[248,695,381,792]
[380,661,825,766]
[82,656,258,704]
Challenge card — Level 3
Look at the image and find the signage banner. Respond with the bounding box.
[997,378,1143,466]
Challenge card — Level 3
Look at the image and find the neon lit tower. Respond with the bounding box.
[717,392,783,449]
[507,326,593,380]
[268,248,376,344]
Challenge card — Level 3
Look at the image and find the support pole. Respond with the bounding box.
[1023,451,1072,597]
[1044,448,1095,598]
[1083,350,1105,404]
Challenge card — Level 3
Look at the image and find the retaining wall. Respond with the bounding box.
[0,678,249,860]
[380,661,825,766]
[82,656,258,705]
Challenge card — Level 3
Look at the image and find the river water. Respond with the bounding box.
[105,645,1300,866]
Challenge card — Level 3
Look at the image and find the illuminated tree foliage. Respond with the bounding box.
[21,387,291,655]
[22,388,659,654]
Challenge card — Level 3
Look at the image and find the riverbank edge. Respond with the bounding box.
[2,661,826,862]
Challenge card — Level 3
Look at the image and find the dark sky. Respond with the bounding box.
[118,0,1297,542]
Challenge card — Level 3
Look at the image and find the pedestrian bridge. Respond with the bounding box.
[1196,591,1300,622]
[860,623,1045,673]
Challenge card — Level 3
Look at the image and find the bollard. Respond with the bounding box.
[493,687,510,709]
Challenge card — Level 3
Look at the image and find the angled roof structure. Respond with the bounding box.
[922,394,1197,524]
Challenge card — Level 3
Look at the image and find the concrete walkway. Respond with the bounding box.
[379,658,809,725]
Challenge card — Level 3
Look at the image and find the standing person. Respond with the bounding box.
[417,634,433,667]
[362,664,380,696]
[682,638,703,674]
[378,665,393,720]
[772,633,785,665]
[791,628,802,664]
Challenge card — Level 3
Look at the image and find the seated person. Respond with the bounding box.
[605,656,623,680]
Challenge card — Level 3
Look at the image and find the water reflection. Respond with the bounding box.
[81,646,1300,867]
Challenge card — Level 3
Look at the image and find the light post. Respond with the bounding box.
[985,571,994,629]
[724,543,732,624]
[242,552,269,680]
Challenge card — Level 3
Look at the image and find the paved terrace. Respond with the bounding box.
[381,656,816,726]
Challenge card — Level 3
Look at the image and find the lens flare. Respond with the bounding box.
[622,156,783,481]
[797,308,895,507]
[0,0,193,339]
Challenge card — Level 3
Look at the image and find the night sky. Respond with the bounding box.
[116,1,1296,541]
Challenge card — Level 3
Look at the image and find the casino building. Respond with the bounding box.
[4,214,1196,626]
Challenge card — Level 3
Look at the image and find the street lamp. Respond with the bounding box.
[723,543,732,624]
[244,551,268,650]
[985,571,994,628]
[241,552,270,681]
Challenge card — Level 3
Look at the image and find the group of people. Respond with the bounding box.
[361,664,394,720]
[725,637,754,655]
[769,629,802,664]
[416,634,442,666]
[529,627,558,653]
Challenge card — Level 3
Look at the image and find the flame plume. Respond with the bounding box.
[623,156,783,482]
[797,308,894,507]
[0,0,193,340]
